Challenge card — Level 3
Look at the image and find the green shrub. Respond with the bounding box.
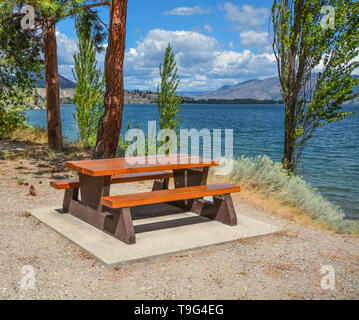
[212,155,359,235]
[0,106,27,138]
[0,83,38,139]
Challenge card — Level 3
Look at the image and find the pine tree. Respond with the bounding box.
[92,0,128,159]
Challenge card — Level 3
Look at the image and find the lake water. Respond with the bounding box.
[25,104,359,218]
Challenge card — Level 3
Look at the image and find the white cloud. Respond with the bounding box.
[192,24,213,34]
[192,26,202,33]
[203,24,213,33]
[239,30,271,52]
[124,29,277,90]
[222,3,270,30]
[56,31,106,81]
[211,50,276,78]
[55,29,277,90]
[56,32,77,81]
[351,55,359,75]
[229,41,234,49]
[125,29,218,76]
[164,6,210,16]
[56,31,77,65]
[58,64,75,81]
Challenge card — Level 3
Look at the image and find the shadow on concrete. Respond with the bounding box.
[134,215,209,234]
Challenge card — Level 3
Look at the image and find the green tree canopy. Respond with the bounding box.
[271,0,359,170]
[72,11,105,145]
[0,0,109,146]
[157,43,184,133]
[0,1,43,137]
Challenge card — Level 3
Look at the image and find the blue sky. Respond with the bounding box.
[55,1,278,91]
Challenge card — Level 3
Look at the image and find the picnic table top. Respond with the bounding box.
[66,154,219,177]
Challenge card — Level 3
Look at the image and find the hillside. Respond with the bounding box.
[34,72,76,89]
[32,74,359,105]
[185,77,282,101]
[183,76,359,104]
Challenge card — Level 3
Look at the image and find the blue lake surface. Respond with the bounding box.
[25,104,359,218]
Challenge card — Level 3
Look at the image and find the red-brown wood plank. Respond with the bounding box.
[50,179,80,190]
[50,171,173,190]
[66,154,218,177]
[101,183,241,209]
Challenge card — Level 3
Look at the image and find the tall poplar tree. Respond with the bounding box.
[157,43,184,132]
[72,11,105,145]
[271,0,359,171]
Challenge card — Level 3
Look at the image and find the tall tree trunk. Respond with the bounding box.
[283,102,296,171]
[43,18,63,148]
[92,0,128,159]
[283,127,295,170]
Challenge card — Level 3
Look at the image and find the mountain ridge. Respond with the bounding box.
[33,72,76,89]
[182,76,359,104]
[32,73,359,105]
[183,77,283,101]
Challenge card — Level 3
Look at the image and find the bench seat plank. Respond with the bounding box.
[50,171,173,190]
[101,183,241,209]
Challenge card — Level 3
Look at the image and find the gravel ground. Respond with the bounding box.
[0,141,358,300]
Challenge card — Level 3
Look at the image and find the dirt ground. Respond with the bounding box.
[0,140,358,300]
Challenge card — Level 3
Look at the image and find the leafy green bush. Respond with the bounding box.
[0,86,33,138]
[0,107,27,138]
[0,4,42,139]
[212,155,359,235]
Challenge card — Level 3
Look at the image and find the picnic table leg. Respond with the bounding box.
[112,207,136,245]
[190,194,237,226]
[172,167,209,209]
[78,173,111,210]
[152,177,170,191]
[173,167,209,188]
[68,174,112,230]
[62,188,79,213]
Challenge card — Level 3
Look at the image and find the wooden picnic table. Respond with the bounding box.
[51,154,241,244]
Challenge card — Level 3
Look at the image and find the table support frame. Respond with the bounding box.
[64,166,237,245]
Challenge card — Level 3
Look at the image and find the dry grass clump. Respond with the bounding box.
[1,126,92,163]
[8,127,48,144]
[209,155,359,235]
[232,187,326,230]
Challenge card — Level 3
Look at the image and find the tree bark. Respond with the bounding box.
[43,18,63,148]
[283,127,295,171]
[283,102,296,171]
[92,0,128,159]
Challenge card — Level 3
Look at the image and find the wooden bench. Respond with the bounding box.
[101,183,241,244]
[50,171,173,213]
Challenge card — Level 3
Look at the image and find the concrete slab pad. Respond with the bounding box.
[30,203,282,267]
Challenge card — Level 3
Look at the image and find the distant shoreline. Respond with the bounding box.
[28,101,359,110]
[182,98,284,104]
